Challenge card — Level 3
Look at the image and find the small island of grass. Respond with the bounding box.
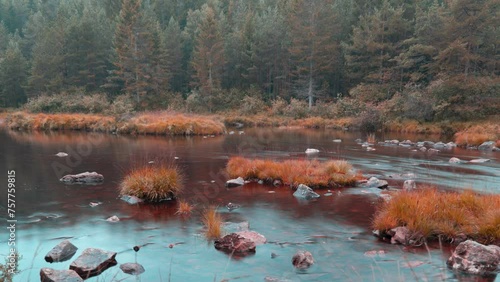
[119,165,183,202]
[373,188,500,245]
[226,157,359,188]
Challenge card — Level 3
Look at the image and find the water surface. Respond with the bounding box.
[0,128,498,281]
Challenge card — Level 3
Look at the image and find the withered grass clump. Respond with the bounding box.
[117,112,225,135]
[176,200,194,215]
[454,123,499,147]
[373,187,500,244]
[120,165,182,202]
[6,112,115,132]
[226,157,358,188]
[203,206,223,239]
[6,111,226,136]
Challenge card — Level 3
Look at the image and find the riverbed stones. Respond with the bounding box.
[120,263,145,275]
[59,172,104,184]
[478,141,496,151]
[69,248,117,278]
[447,240,500,275]
[44,240,78,263]
[293,184,320,200]
[225,177,245,188]
[214,233,256,254]
[40,268,83,282]
[292,250,314,269]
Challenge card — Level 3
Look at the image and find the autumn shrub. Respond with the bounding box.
[270,97,287,116]
[240,95,267,115]
[106,94,135,116]
[226,157,358,188]
[372,187,500,244]
[284,98,309,119]
[429,76,500,121]
[357,107,383,132]
[333,97,365,117]
[24,91,109,114]
[119,165,183,202]
[203,206,223,239]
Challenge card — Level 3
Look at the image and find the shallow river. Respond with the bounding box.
[0,128,499,281]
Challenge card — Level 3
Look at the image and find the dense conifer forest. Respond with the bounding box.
[0,0,498,124]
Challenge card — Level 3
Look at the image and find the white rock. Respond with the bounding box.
[449,157,461,163]
[55,152,68,157]
[305,148,320,154]
[106,215,120,222]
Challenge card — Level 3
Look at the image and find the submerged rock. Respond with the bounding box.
[449,157,461,164]
[226,202,241,211]
[120,195,144,205]
[40,268,83,282]
[60,172,104,184]
[44,240,78,263]
[403,180,416,191]
[364,177,388,189]
[55,152,69,157]
[293,184,320,200]
[292,250,314,269]
[225,177,245,188]
[469,158,491,163]
[214,233,256,254]
[389,226,423,246]
[120,263,145,275]
[236,231,267,245]
[305,148,320,154]
[106,215,120,222]
[69,248,117,279]
[447,240,500,275]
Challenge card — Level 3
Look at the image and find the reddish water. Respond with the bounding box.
[0,128,498,281]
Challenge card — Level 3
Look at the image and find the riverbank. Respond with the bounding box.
[5,111,226,136]
[3,111,499,146]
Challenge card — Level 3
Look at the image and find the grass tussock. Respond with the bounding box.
[227,157,358,188]
[119,165,183,202]
[118,111,225,135]
[373,187,500,244]
[6,112,115,132]
[203,206,223,239]
[5,111,225,135]
[454,123,499,147]
[176,200,194,215]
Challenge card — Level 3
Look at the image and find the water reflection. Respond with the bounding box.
[0,128,498,281]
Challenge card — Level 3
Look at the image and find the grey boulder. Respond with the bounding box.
[293,184,320,200]
[69,248,117,279]
[44,240,78,263]
[120,263,145,275]
[447,240,500,275]
[60,172,104,184]
[40,268,83,282]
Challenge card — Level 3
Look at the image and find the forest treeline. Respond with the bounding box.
[0,0,498,122]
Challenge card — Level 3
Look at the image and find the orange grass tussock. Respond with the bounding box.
[372,187,500,244]
[454,123,500,147]
[6,112,115,132]
[226,157,358,188]
[203,206,224,239]
[176,200,194,215]
[119,165,183,202]
[5,111,226,136]
[118,112,226,135]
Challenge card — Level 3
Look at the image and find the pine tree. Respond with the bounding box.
[0,37,28,107]
[190,5,225,102]
[288,0,339,108]
[164,17,184,92]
